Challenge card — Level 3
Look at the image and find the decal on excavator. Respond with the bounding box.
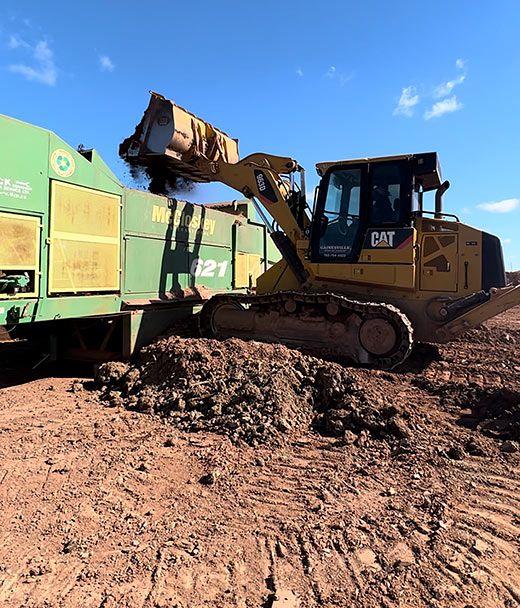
[364,228,413,249]
[254,170,277,204]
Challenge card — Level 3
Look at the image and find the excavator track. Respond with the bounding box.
[199,291,413,369]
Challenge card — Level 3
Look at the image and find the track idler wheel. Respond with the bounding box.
[358,317,400,357]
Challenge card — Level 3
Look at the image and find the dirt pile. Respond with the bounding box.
[413,375,520,441]
[96,336,411,446]
[506,270,520,285]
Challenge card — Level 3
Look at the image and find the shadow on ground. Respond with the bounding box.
[0,340,94,389]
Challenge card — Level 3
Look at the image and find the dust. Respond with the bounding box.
[124,160,196,197]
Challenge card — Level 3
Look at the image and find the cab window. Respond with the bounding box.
[317,168,362,260]
[369,162,411,225]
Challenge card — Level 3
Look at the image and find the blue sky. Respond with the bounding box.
[1,0,519,269]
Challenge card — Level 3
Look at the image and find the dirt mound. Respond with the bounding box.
[506,270,520,285]
[95,307,520,450]
[455,324,520,347]
[96,336,410,446]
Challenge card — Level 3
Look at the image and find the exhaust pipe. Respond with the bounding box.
[435,180,450,219]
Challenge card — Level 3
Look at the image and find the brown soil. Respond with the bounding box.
[0,309,520,607]
[506,271,520,285]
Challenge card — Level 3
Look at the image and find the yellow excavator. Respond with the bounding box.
[120,92,520,368]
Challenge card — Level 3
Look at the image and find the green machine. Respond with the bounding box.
[0,114,278,361]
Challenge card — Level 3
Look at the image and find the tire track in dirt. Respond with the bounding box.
[436,457,520,607]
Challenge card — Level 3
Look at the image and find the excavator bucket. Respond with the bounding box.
[120,91,239,182]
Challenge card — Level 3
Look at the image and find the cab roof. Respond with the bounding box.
[315,152,442,192]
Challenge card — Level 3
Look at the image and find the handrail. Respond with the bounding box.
[412,210,460,222]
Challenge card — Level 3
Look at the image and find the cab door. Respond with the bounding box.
[358,160,415,267]
[310,164,367,262]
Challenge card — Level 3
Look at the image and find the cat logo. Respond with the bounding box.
[370,230,395,248]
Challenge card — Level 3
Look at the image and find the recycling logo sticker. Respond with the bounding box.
[51,149,75,178]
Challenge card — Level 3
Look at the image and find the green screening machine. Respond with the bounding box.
[0,114,278,361]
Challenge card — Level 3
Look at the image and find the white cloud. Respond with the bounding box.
[394,59,467,118]
[8,35,25,49]
[477,198,520,213]
[434,73,465,98]
[99,55,115,72]
[9,39,57,86]
[424,95,463,119]
[323,65,354,86]
[325,65,336,79]
[296,68,303,77]
[434,59,467,98]
[503,238,512,244]
[460,207,471,214]
[393,86,419,117]
[339,71,355,86]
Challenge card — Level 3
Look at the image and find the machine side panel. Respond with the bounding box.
[47,133,122,196]
[233,222,265,289]
[123,189,233,243]
[48,181,121,294]
[124,235,188,296]
[419,233,458,292]
[0,115,48,215]
[122,189,272,300]
[0,211,41,298]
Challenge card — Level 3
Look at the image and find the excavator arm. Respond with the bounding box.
[194,151,308,240]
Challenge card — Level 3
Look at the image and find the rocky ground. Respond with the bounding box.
[0,308,519,607]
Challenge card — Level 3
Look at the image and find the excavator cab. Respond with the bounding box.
[310,153,441,263]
